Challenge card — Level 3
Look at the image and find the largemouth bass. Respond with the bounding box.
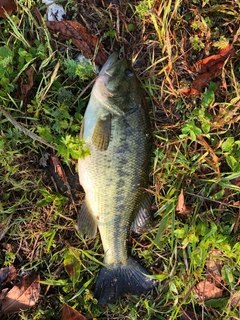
[78,52,154,304]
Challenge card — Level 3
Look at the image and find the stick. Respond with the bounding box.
[0,105,55,149]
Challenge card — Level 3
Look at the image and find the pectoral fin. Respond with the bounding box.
[131,193,153,234]
[78,201,97,238]
[92,114,111,151]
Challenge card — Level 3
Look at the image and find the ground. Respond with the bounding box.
[0,0,240,319]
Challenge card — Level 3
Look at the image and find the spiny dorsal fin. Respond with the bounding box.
[92,114,111,151]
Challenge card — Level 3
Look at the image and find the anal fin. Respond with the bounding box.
[78,201,97,238]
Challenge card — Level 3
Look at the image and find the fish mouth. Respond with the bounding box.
[100,52,127,77]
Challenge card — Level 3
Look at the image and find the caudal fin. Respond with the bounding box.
[94,257,155,304]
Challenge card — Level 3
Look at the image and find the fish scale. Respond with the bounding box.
[78,52,155,304]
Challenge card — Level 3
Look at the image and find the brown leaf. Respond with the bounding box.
[205,249,223,275]
[50,154,67,183]
[191,44,236,74]
[196,135,220,178]
[180,43,236,96]
[1,273,40,314]
[46,20,107,65]
[0,288,9,301]
[61,304,87,320]
[231,291,240,308]
[180,69,220,96]
[0,265,17,287]
[176,189,192,215]
[178,87,191,96]
[0,0,17,18]
[193,280,223,301]
[20,65,35,101]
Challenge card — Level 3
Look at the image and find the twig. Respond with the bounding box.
[0,105,55,149]
[73,76,96,106]
[185,191,239,209]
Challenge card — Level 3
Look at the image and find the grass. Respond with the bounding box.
[0,0,240,319]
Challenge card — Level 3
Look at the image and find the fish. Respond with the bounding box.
[78,52,155,304]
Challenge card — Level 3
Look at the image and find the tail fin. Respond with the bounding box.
[94,257,155,304]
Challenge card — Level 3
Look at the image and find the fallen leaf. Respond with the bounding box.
[47,153,80,204]
[0,288,8,301]
[179,70,220,96]
[205,249,223,274]
[61,304,87,320]
[193,280,223,301]
[192,44,236,74]
[63,248,81,289]
[46,20,107,65]
[178,87,191,96]
[196,135,220,178]
[0,0,17,18]
[20,65,35,101]
[180,43,236,96]
[1,273,40,314]
[0,265,17,287]
[50,154,67,183]
[176,189,192,215]
[231,291,240,308]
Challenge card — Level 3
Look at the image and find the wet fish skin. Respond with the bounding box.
[78,52,155,304]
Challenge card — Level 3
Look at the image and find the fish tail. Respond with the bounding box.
[94,257,155,304]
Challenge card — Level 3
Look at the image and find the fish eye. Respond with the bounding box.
[125,69,133,77]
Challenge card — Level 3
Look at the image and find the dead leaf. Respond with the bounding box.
[63,248,81,289]
[20,65,35,101]
[50,154,67,184]
[176,189,192,215]
[205,249,223,275]
[193,280,223,301]
[178,87,191,96]
[0,0,17,18]
[196,135,220,178]
[1,273,40,314]
[0,288,8,301]
[61,304,87,320]
[180,43,236,96]
[231,291,240,308]
[191,44,236,74]
[46,20,107,65]
[179,69,220,96]
[0,265,17,287]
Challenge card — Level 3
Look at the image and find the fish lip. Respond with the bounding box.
[100,52,127,77]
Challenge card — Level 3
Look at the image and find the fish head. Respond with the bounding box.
[96,53,142,113]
